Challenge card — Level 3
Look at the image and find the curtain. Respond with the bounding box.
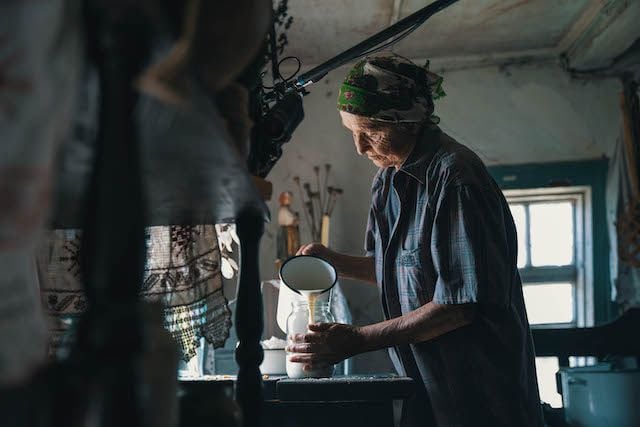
[607,138,640,308]
[607,85,640,310]
[38,225,231,362]
[38,44,246,362]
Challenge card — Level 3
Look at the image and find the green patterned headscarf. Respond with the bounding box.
[337,54,445,124]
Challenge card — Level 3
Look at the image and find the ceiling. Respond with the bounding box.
[282,0,640,72]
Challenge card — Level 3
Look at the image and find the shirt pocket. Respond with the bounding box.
[395,246,428,313]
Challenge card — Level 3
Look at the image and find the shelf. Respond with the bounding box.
[178,374,415,402]
[275,374,415,402]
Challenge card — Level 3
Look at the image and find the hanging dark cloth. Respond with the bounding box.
[608,81,640,309]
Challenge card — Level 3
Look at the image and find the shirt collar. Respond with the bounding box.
[397,126,442,185]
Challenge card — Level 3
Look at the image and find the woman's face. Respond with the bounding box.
[339,111,417,169]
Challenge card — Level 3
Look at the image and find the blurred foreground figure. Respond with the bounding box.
[0,0,270,390]
[0,0,82,386]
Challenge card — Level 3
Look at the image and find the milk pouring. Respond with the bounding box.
[279,256,337,378]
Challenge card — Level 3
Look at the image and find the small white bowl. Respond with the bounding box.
[260,348,287,375]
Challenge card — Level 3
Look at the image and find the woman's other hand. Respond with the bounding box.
[296,243,336,264]
[286,323,366,370]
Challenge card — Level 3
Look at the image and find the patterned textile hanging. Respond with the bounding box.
[37,224,230,361]
[617,84,640,268]
[609,83,640,309]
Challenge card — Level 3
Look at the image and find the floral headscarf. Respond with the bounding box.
[337,54,445,124]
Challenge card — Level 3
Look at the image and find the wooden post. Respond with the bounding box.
[73,2,150,425]
[235,209,265,427]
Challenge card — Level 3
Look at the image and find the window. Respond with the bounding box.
[504,187,594,408]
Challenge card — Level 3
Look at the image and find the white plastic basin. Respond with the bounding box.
[560,365,640,427]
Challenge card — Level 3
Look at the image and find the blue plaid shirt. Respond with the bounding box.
[365,127,543,427]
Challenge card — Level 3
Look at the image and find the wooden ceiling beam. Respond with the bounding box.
[558,0,640,71]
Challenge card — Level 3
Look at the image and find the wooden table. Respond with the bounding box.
[261,375,415,427]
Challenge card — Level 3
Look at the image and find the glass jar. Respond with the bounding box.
[286,300,335,378]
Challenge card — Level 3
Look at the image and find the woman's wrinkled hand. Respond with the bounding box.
[286,323,366,370]
[296,243,336,264]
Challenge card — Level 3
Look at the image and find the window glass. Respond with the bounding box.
[523,283,574,324]
[509,204,527,268]
[529,202,573,266]
[535,357,562,408]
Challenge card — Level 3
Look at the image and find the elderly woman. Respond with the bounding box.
[291,55,543,427]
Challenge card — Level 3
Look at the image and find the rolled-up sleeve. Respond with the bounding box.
[430,184,512,307]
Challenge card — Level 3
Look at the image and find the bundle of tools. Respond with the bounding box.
[293,165,343,246]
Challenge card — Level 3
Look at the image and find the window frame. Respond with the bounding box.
[489,159,611,324]
[504,186,593,329]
